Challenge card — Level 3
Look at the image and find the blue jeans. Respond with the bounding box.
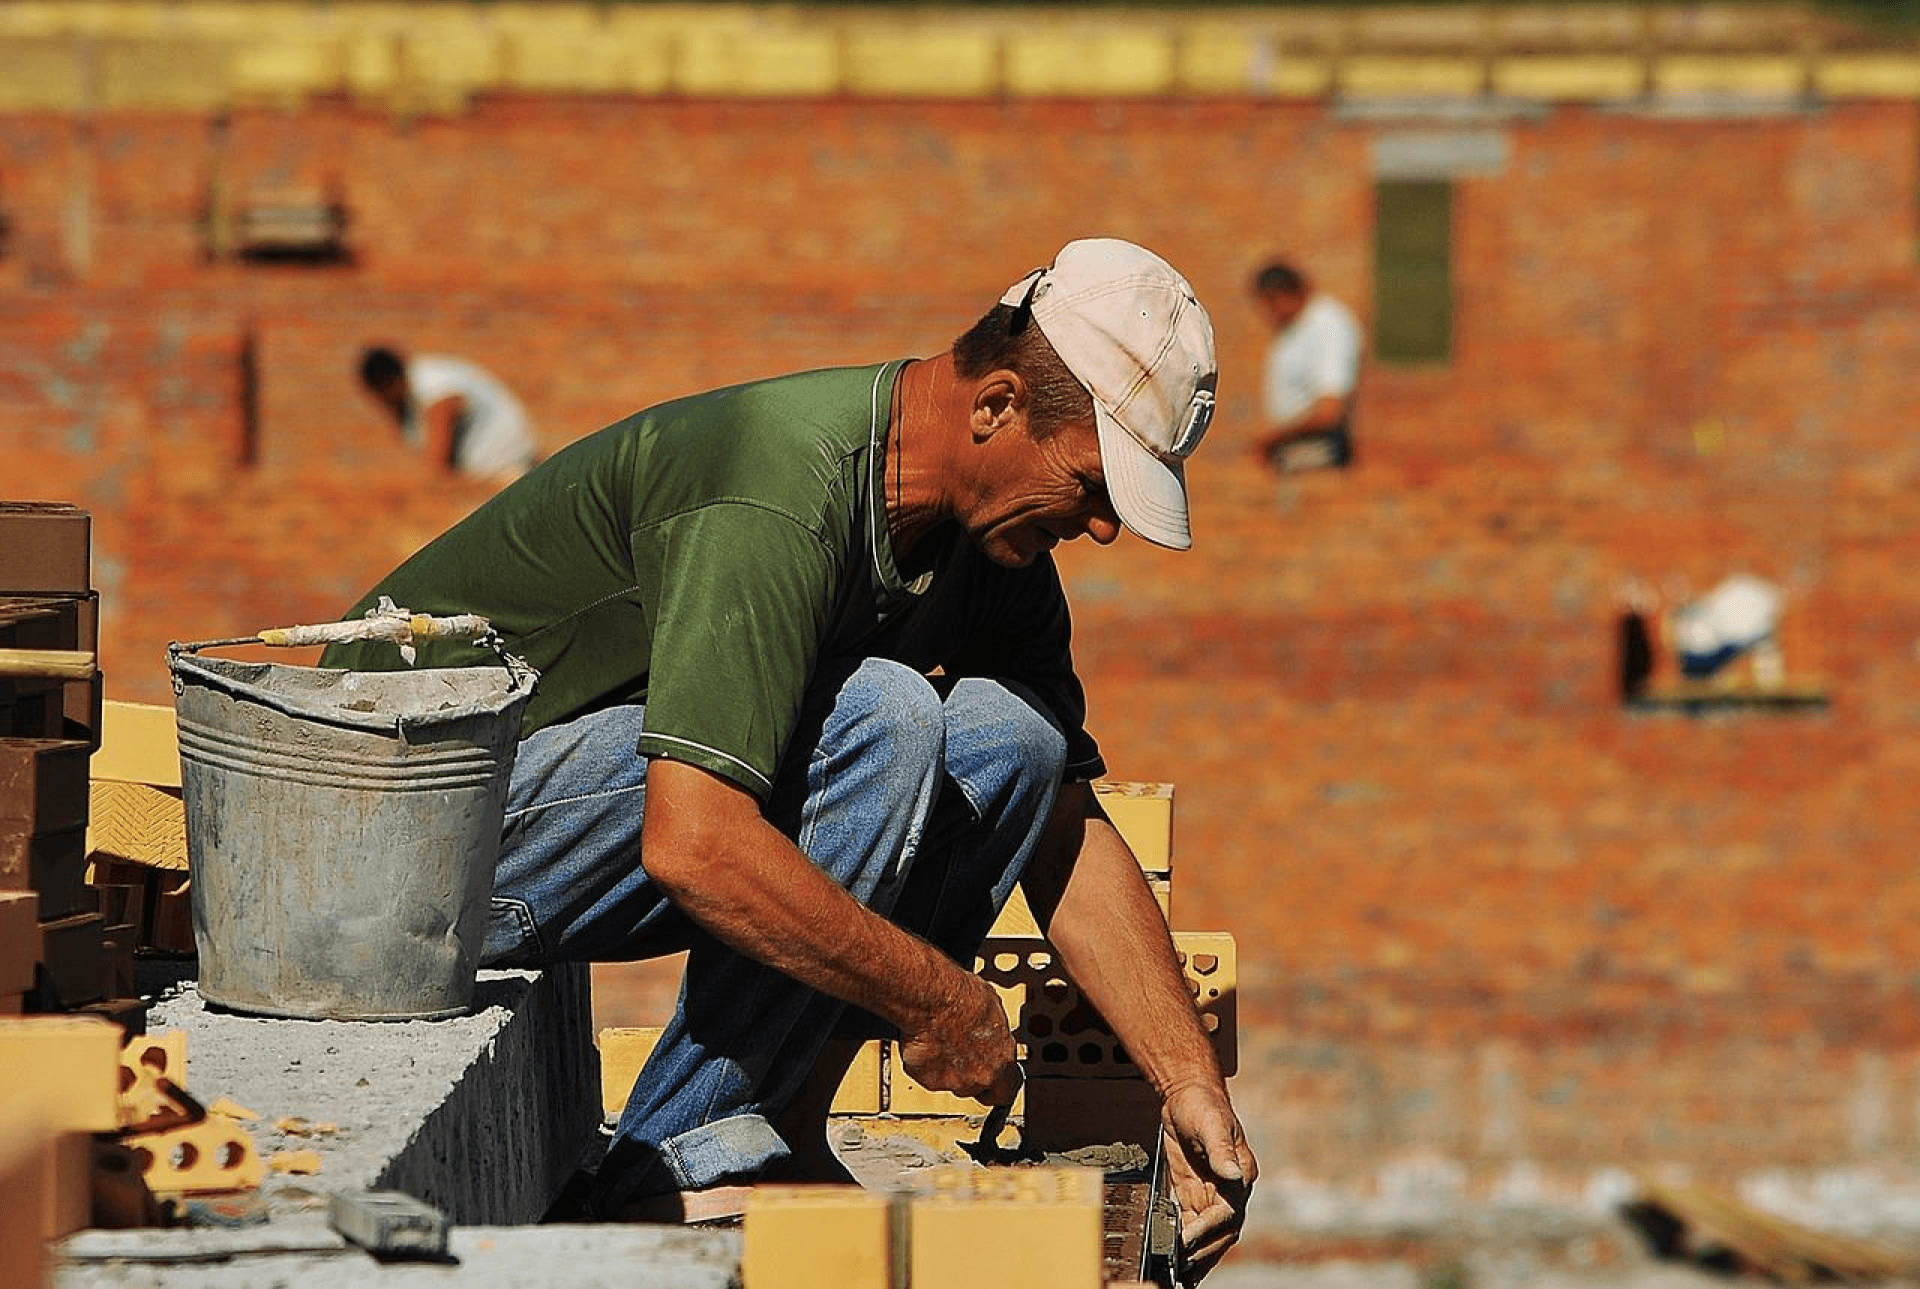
[480,658,1068,1211]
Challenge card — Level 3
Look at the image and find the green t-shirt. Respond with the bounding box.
[322,362,1104,800]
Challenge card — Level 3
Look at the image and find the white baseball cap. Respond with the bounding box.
[1000,238,1217,551]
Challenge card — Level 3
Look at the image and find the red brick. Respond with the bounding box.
[0,505,89,595]
[0,823,91,920]
[0,739,90,834]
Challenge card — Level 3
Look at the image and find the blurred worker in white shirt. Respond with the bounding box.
[359,346,538,484]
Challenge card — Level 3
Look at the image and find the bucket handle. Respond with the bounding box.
[169,597,537,692]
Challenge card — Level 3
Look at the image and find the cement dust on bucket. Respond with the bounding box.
[167,600,537,1024]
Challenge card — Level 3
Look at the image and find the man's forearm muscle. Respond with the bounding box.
[642,758,1019,1103]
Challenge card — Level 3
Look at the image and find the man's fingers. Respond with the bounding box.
[1179,1196,1236,1250]
[1177,1192,1246,1285]
[1160,1087,1256,1283]
[1233,1134,1259,1183]
[1179,1203,1239,1286]
[1180,1238,1233,1288]
[1176,1115,1246,1183]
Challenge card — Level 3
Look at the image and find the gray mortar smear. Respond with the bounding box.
[144,968,545,1218]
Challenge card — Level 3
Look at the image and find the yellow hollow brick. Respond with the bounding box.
[1004,27,1175,97]
[676,25,841,97]
[1340,55,1485,97]
[118,1031,189,1132]
[96,39,233,111]
[597,1026,661,1119]
[396,23,501,93]
[989,875,1169,938]
[9,3,1920,111]
[885,973,1024,1116]
[1493,55,1645,100]
[844,28,998,97]
[991,779,1173,937]
[134,1116,265,1197]
[0,1015,122,1132]
[908,1165,1104,1289]
[1656,55,1807,97]
[886,1047,1026,1120]
[1174,24,1271,95]
[86,781,187,873]
[1091,781,1174,875]
[43,1130,91,1241]
[828,1038,883,1116]
[971,932,1237,1082]
[341,30,400,97]
[743,1185,890,1289]
[595,12,680,94]
[0,1111,52,1288]
[497,27,631,95]
[1819,55,1920,97]
[92,701,180,789]
[0,39,87,112]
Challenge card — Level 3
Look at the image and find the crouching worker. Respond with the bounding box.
[323,239,1257,1280]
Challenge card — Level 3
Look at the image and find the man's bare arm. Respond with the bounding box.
[1021,782,1258,1281]
[1255,392,1350,457]
[420,395,464,470]
[642,758,1020,1104]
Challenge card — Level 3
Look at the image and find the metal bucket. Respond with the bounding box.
[169,651,535,1021]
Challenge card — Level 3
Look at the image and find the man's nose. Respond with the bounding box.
[1085,510,1122,545]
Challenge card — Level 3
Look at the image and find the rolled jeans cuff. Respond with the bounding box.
[597,1113,791,1212]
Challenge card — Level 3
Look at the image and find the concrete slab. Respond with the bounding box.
[56,1218,740,1288]
[123,963,600,1227]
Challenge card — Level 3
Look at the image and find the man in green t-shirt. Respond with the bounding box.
[326,239,1255,1277]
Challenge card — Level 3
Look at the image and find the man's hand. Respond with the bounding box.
[1161,1082,1258,1284]
[895,969,1021,1107]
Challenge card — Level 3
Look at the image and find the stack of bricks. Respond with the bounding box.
[0,503,143,1032]
[85,699,195,960]
[891,781,1237,1156]
[601,782,1237,1132]
[743,1165,1113,1289]
[0,1014,126,1278]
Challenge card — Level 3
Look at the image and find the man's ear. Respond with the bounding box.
[971,369,1027,443]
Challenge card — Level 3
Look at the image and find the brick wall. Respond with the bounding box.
[7,90,1920,1213]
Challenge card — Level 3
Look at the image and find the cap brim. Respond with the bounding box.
[1095,403,1191,551]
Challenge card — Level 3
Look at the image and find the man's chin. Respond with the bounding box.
[978,536,1040,569]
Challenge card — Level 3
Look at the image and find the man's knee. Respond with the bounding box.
[830,658,947,776]
[944,677,1069,784]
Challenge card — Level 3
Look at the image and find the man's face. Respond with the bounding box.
[968,418,1123,568]
[1257,288,1306,333]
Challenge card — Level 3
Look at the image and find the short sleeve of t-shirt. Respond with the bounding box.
[629,499,840,799]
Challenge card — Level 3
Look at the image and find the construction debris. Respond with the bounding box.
[267,1150,324,1176]
[328,1189,451,1260]
[132,1116,266,1197]
[1627,1172,1916,1284]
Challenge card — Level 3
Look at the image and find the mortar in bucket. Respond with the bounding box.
[168,610,536,1021]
